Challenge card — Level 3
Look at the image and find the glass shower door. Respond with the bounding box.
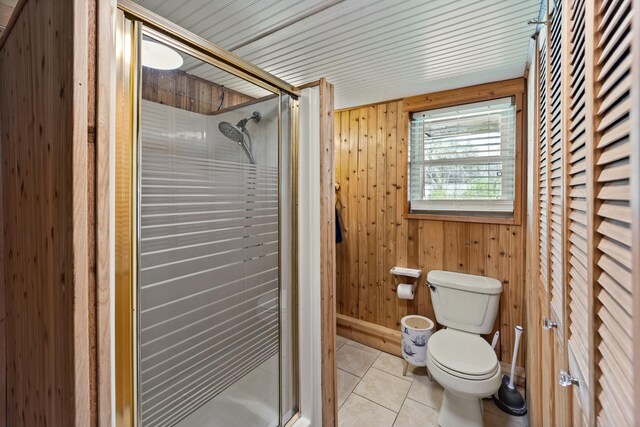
[120,26,297,427]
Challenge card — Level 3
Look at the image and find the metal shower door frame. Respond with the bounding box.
[114,3,301,426]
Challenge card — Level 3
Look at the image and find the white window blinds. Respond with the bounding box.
[409,97,516,215]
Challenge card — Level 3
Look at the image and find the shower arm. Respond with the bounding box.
[236,113,260,130]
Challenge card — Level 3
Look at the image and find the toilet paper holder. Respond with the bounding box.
[390,267,422,278]
[390,267,422,296]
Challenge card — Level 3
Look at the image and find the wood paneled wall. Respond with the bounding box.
[334,80,526,367]
[0,0,95,425]
[141,67,254,114]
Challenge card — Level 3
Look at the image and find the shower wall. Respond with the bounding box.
[138,97,280,425]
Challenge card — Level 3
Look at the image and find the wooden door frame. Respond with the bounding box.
[318,77,338,427]
[302,78,338,427]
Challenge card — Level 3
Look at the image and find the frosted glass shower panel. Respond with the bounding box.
[137,40,283,427]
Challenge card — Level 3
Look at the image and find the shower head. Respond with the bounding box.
[218,111,262,142]
[218,111,262,165]
[218,113,260,165]
[218,121,244,143]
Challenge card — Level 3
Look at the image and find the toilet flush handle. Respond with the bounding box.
[427,282,437,292]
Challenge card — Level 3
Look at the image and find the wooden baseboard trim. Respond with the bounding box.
[336,314,526,388]
[336,314,402,357]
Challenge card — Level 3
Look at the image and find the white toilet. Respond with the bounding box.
[425,270,503,427]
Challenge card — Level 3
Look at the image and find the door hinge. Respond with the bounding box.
[542,317,558,330]
[559,370,579,387]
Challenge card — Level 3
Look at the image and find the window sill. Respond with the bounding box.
[403,212,520,225]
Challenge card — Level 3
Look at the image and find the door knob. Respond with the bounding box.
[559,370,579,387]
[542,317,557,330]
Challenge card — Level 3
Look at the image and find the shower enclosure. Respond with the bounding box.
[115,3,299,426]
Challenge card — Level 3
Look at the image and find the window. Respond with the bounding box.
[408,97,516,217]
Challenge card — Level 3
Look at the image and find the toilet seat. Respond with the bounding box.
[427,329,499,380]
[428,353,497,381]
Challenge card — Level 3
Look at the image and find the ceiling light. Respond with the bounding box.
[141,40,183,70]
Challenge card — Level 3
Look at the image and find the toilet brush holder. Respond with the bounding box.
[494,325,527,416]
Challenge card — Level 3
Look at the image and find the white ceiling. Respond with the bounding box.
[136,0,541,109]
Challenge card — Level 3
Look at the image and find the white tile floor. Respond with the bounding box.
[336,335,528,427]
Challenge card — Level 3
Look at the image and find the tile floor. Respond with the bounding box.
[336,335,528,427]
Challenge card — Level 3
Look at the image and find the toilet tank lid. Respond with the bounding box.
[427,270,502,294]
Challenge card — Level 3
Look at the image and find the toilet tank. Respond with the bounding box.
[427,270,502,334]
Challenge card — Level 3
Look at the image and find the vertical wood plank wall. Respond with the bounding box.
[141,68,254,115]
[0,0,95,425]
[334,80,527,367]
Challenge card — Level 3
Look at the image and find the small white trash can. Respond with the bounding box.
[401,315,435,373]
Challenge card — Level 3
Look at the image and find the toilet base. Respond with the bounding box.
[437,390,484,427]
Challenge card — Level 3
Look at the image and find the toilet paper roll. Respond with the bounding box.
[397,284,415,300]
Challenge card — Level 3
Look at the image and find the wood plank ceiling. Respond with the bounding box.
[134,0,541,109]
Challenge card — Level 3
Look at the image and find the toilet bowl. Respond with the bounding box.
[426,270,503,427]
[426,329,502,427]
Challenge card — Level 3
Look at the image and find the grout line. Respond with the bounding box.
[342,341,381,356]
[335,337,349,351]
[367,366,412,385]
[337,366,368,412]
[350,390,400,415]
[404,396,426,405]
[338,368,365,378]
[391,382,412,427]
[372,347,421,383]
[403,395,441,412]
[338,352,398,417]
[336,344,376,378]
[338,339,420,425]
[337,368,365,412]
[350,362,410,414]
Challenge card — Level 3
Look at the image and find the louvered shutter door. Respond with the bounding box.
[548,0,564,326]
[539,31,550,295]
[594,0,634,425]
[566,0,591,420]
[531,0,639,424]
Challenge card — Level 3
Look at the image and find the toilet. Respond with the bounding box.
[425,270,503,427]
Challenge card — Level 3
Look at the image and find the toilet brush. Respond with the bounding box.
[493,326,527,416]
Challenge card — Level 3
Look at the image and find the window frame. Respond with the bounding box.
[401,79,525,225]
